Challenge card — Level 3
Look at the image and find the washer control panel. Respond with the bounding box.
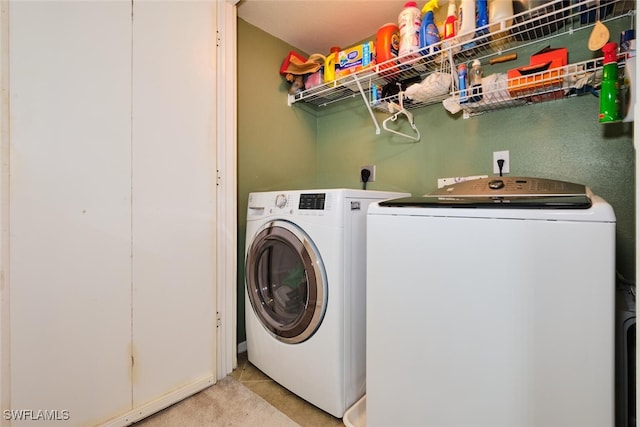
[432,177,587,197]
[298,193,326,210]
[379,177,592,209]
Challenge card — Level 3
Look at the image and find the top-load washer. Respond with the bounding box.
[245,188,409,418]
[366,177,616,427]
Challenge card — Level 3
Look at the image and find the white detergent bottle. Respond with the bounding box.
[488,0,513,34]
[443,0,458,40]
[398,1,422,64]
[458,0,476,44]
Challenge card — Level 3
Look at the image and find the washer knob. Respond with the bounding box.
[275,194,288,208]
[488,179,505,190]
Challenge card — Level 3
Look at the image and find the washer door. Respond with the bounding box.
[246,220,327,344]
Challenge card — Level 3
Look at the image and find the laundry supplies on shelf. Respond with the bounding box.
[286,0,635,127]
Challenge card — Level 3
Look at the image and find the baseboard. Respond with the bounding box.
[237,340,247,354]
[102,375,215,426]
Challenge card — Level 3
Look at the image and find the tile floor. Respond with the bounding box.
[232,352,344,427]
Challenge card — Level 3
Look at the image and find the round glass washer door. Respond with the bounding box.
[245,220,327,344]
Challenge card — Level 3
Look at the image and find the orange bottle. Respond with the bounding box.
[375,23,400,78]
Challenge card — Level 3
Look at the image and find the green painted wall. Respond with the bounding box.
[238,17,635,344]
[238,19,319,343]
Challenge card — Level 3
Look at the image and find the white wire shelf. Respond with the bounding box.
[287,0,635,116]
[454,57,607,116]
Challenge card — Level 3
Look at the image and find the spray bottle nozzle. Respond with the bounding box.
[422,0,439,14]
[602,42,618,64]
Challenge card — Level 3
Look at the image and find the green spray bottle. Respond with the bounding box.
[599,42,621,123]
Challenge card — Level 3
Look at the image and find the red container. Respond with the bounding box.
[530,46,568,68]
[279,51,307,76]
[376,23,400,79]
[507,46,568,98]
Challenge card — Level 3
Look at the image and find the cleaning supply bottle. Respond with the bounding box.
[476,0,489,35]
[468,59,483,102]
[458,0,476,45]
[599,41,621,123]
[323,47,340,82]
[376,23,400,76]
[488,0,513,34]
[443,0,458,40]
[457,63,468,103]
[398,1,422,64]
[419,0,440,55]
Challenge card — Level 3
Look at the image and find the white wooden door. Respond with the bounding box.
[8,1,133,425]
[5,1,219,425]
[131,1,218,407]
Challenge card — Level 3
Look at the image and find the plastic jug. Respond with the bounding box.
[476,0,489,34]
[398,1,422,64]
[443,0,458,40]
[489,0,514,34]
[323,47,340,82]
[458,0,476,44]
[376,23,400,77]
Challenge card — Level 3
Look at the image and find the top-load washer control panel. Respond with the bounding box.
[380,177,593,209]
[431,176,588,197]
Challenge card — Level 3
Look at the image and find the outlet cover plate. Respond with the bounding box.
[493,150,510,174]
[360,165,376,182]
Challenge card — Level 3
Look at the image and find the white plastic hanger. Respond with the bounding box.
[382,90,421,142]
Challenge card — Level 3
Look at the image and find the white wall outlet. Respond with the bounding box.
[493,150,510,174]
[360,165,376,182]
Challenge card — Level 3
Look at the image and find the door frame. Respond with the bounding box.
[0,0,9,419]
[216,0,239,379]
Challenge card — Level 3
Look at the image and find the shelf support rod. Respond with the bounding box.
[352,75,381,135]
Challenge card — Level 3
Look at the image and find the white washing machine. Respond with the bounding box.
[245,188,409,418]
[366,177,616,427]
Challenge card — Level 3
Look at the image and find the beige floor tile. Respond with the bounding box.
[236,352,344,427]
[242,378,343,427]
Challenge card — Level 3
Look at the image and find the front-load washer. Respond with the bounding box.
[366,177,616,427]
[245,188,409,418]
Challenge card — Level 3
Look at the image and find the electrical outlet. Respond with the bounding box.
[493,150,510,174]
[360,165,376,182]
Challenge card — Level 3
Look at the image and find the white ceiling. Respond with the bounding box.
[236,0,408,55]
